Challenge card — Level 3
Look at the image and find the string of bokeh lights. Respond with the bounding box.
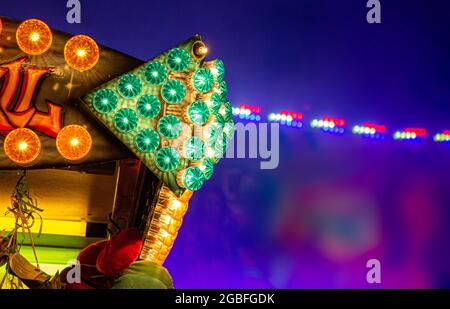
[233,104,450,144]
[1,18,448,147]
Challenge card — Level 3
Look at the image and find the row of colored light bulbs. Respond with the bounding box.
[3,125,92,165]
[310,117,345,134]
[232,105,262,121]
[238,104,450,143]
[1,123,217,192]
[352,123,386,139]
[0,17,99,72]
[268,111,303,129]
[434,132,450,142]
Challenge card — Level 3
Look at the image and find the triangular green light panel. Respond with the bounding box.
[81,36,233,196]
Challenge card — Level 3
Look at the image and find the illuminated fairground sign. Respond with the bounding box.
[0,58,63,137]
[0,16,233,289]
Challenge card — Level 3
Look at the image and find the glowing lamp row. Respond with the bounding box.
[278,110,303,120]
[393,128,426,140]
[9,18,99,71]
[434,132,450,142]
[268,113,303,128]
[353,123,386,139]
[268,112,303,122]
[2,126,92,165]
[310,117,345,134]
[239,104,261,114]
[233,105,261,122]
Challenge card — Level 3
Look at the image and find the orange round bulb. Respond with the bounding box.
[4,128,41,165]
[16,19,53,55]
[56,125,92,161]
[0,18,3,36]
[64,35,99,72]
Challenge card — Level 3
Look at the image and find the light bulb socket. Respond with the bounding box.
[191,41,208,61]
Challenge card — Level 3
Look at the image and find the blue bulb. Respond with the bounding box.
[280,120,286,125]
[255,115,261,121]
[292,121,297,126]
[239,114,245,119]
[287,122,292,127]
[250,115,255,120]
[298,122,303,128]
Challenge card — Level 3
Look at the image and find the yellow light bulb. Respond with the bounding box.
[16,19,53,55]
[30,32,40,42]
[171,200,182,209]
[4,128,41,166]
[76,49,86,57]
[191,41,208,60]
[56,125,92,161]
[70,138,79,146]
[64,35,99,72]
[18,142,28,151]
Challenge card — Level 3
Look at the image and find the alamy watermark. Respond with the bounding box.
[366,258,381,284]
[366,0,381,24]
[182,122,280,170]
[66,0,82,24]
[65,259,81,284]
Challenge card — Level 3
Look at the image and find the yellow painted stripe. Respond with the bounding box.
[0,216,86,236]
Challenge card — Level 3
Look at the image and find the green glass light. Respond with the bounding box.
[218,100,233,122]
[181,166,205,191]
[187,100,210,125]
[183,136,205,161]
[215,113,226,126]
[199,158,214,180]
[155,147,180,172]
[205,121,223,145]
[166,48,190,72]
[143,61,168,86]
[213,59,225,82]
[93,89,118,113]
[161,79,186,104]
[207,92,221,116]
[136,95,161,119]
[134,128,160,153]
[223,122,235,139]
[117,74,142,99]
[218,80,228,100]
[114,108,139,133]
[205,145,221,165]
[213,133,228,155]
[157,115,183,139]
[192,68,214,93]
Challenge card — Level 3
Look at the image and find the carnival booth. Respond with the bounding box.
[0,17,233,289]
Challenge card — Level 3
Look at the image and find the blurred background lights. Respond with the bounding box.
[234,104,262,122]
[434,131,450,142]
[352,123,386,140]
[310,116,345,134]
[393,128,426,141]
[268,110,303,128]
